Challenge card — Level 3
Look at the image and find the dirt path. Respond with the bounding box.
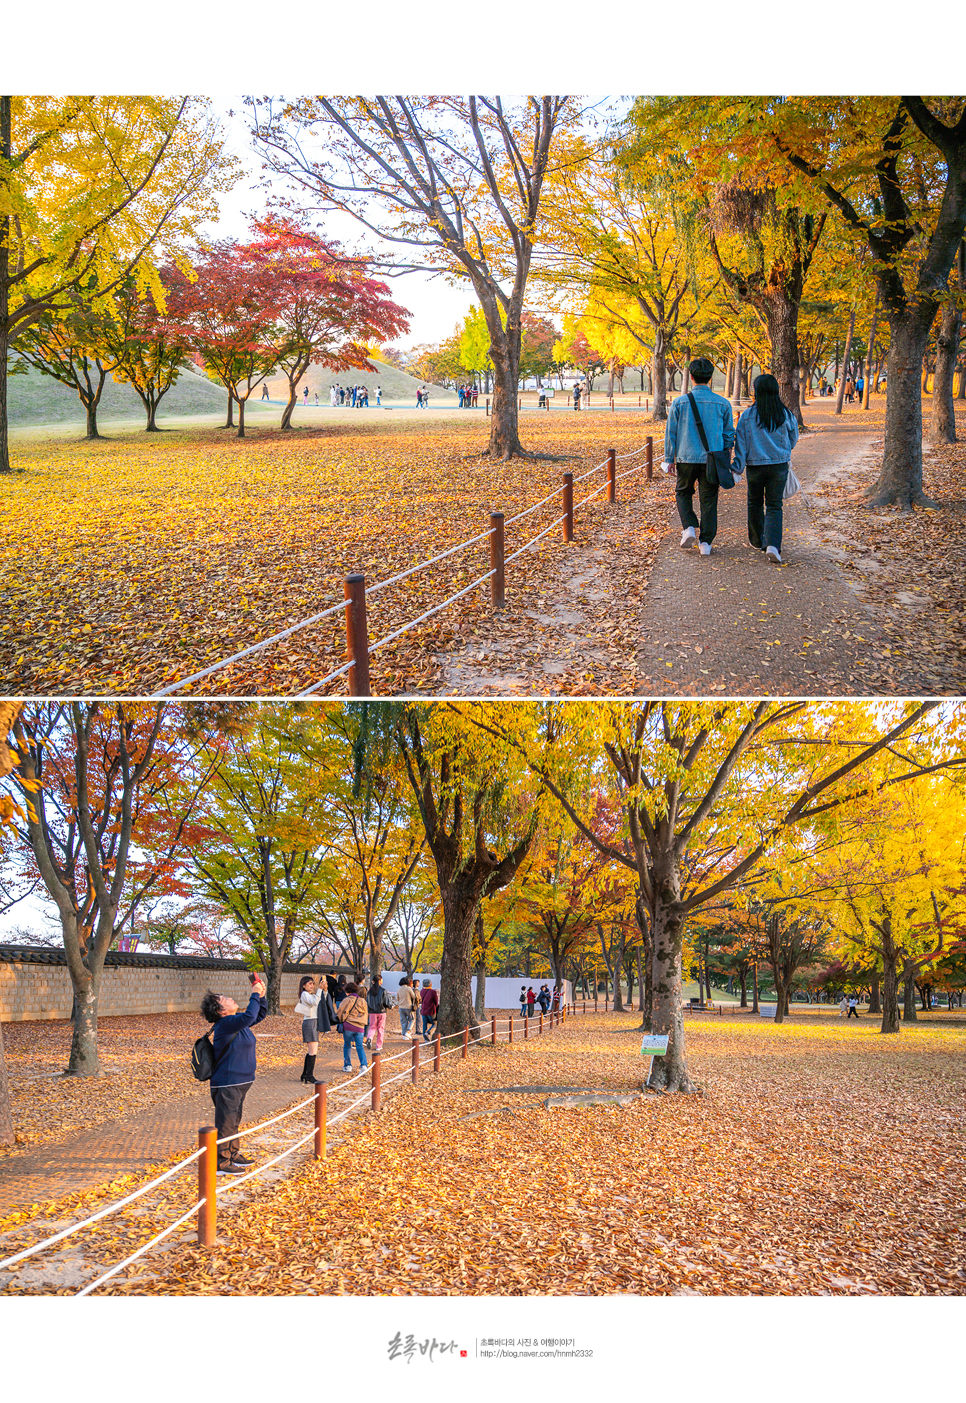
[437,400,916,696]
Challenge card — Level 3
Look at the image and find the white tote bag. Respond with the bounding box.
[783,465,801,499]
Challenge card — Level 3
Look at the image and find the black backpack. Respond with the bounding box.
[190,1027,240,1082]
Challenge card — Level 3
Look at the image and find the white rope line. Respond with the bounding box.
[504,486,563,527]
[294,657,353,695]
[75,1198,206,1298]
[325,1091,376,1127]
[575,479,611,508]
[504,514,567,565]
[616,443,649,460]
[152,600,347,697]
[214,1125,318,1196]
[365,527,494,596]
[0,1148,205,1273]
[573,456,610,483]
[299,568,496,696]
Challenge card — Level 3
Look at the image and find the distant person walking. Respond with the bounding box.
[261,384,270,400]
[376,385,382,406]
[538,985,551,1014]
[200,976,267,1175]
[303,386,309,406]
[847,995,860,1019]
[336,982,370,1072]
[839,994,848,1017]
[397,976,419,1040]
[365,974,392,1052]
[526,987,536,1018]
[733,373,800,567]
[420,979,439,1042]
[664,357,735,558]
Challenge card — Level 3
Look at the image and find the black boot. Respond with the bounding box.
[304,1054,317,1084]
[300,1054,311,1082]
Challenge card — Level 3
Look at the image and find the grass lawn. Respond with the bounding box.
[4,1010,961,1296]
[1,408,664,696]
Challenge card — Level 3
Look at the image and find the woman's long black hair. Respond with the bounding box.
[752,373,791,432]
[298,975,315,1000]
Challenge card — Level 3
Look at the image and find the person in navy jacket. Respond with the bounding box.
[200,979,268,1175]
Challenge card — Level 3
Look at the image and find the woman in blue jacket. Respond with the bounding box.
[733,374,800,566]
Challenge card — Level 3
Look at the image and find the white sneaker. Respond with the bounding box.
[699,542,712,557]
[766,545,782,565]
[680,527,696,549]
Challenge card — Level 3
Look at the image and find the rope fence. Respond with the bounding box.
[0,1000,581,1296]
[151,437,656,699]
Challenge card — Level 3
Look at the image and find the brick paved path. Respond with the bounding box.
[0,1026,419,1215]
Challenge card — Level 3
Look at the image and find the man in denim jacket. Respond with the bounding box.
[663,358,735,557]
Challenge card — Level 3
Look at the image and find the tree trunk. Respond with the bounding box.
[880,959,901,1034]
[636,945,646,1013]
[932,281,962,444]
[237,395,246,439]
[0,97,10,474]
[866,310,938,508]
[834,310,856,415]
[648,851,696,1093]
[752,963,759,1015]
[651,330,669,421]
[863,295,881,409]
[65,970,101,1076]
[765,293,803,425]
[732,350,743,405]
[902,966,918,1022]
[439,883,481,1040]
[0,1017,15,1145]
[225,394,234,429]
[481,295,525,459]
[739,967,748,1008]
[869,975,881,1014]
[474,956,486,1022]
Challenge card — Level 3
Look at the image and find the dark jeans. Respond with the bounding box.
[675,462,718,543]
[422,1016,437,1041]
[210,1081,252,1167]
[745,462,788,551]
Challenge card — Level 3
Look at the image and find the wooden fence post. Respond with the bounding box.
[607,449,616,503]
[508,1014,514,1044]
[434,1034,441,1072]
[562,472,574,543]
[462,1026,469,1059]
[371,1052,381,1113]
[411,1040,419,1085]
[197,1126,217,1248]
[314,1083,327,1159]
[491,1016,497,1045]
[645,438,653,479]
[344,574,371,697]
[490,512,505,610]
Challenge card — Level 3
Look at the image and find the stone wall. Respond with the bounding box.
[0,948,342,1023]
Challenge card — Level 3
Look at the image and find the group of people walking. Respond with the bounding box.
[518,984,559,1016]
[330,384,376,408]
[664,357,799,566]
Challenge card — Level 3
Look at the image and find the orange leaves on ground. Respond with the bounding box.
[0,414,665,696]
[9,1009,958,1297]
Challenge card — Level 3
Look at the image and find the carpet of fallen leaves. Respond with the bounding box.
[0,412,665,696]
[5,1010,961,1296]
[808,403,966,693]
[0,1012,299,1160]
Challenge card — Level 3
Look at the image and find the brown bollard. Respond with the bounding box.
[562,472,574,543]
[518,397,522,410]
[539,1012,544,1035]
[524,1012,529,1040]
[462,1026,469,1059]
[490,511,505,610]
[344,574,371,697]
[197,1125,217,1248]
[411,1040,419,1085]
[371,1052,382,1113]
[434,1033,441,1072]
[645,437,653,480]
[607,449,616,503]
[486,398,490,417]
[508,1014,514,1043]
[491,1016,497,1046]
[314,1082,327,1159]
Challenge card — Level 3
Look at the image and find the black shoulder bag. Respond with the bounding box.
[687,392,734,489]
